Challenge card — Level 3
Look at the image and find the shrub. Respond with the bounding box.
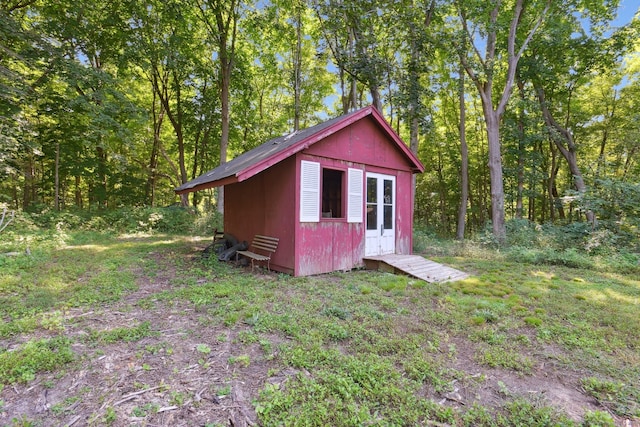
[193,209,224,236]
[145,206,195,233]
[505,218,541,247]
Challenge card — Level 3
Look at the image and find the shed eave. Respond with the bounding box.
[174,175,239,195]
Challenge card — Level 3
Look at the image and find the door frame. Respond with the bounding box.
[365,172,396,256]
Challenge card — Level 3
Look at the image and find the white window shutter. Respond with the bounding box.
[347,168,363,223]
[300,160,320,222]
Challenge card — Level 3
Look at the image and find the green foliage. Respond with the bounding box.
[103,406,117,425]
[196,344,212,354]
[476,346,534,374]
[192,209,224,236]
[130,402,159,418]
[228,354,251,368]
[255,355,454,426]
[581,377,640,417]
[462,398,577,426]
[0,337,74,384]
[11,206,201,235]
[88,321,156,344]
[524,316,543,327]
[320,306,351,320]
[485,220,640,273]
[497,398,574,426]
[584,179,640,245]
[2,230,639,425]
[581,410,615,427]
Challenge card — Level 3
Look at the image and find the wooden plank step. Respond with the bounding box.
[363,254,469,284]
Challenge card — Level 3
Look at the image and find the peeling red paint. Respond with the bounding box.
[221,113,419,277]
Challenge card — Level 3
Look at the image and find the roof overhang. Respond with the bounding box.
[174,106,424,195]
[174,176,239,195]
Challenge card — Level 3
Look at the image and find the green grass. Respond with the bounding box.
[86,321,157,344]
[0,337,74,384]
[1,229,638,425]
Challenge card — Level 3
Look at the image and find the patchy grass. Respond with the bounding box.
[0,337,74,384]
[86,321,157,345]
[0,231,638,426]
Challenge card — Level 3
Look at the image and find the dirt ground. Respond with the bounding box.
[1,243,638,427]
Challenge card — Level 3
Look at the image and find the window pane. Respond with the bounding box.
[367,204,377,230]
[384,205,392,230]
[322,169,343,218]
[367,177,377,203]
[383,179,392,205]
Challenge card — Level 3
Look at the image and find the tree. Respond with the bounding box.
[313,0,391,112]
[456,64,469,240]
[520,0,629,226]
[454,0,550,241]
[194,0,241,212]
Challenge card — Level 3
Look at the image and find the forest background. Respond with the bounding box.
[1,0,639,248]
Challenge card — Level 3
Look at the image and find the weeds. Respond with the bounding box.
[1,227,638,426]
[87,321,156,344]
[0,337,74,384]
[581,377,640,417]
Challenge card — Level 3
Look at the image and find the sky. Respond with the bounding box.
[614,0,640,27]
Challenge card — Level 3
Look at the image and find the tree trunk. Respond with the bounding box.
[75,175,82,208]
[370,87,382,112]
[217,56,230,215]
[457,0,550,241]
[151,67,188,206]
[293,5,302,131]
[146,91,163,206]
[54,142,60,211]
[535,84,595,225]
[515,78,526,219]
[484,111,507,240]
[349,76,357,111]
[596,89,616,180]
[435,145,448,232]
[456,67,468,240]
[96,145,108,208]
[22,155,34,210]
[214,0,237,215]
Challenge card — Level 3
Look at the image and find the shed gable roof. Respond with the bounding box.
[175,106,424,194]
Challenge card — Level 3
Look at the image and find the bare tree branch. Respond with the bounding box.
[0,207,15,233]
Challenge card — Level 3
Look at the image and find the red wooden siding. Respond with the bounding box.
[304,116,414,173]
[224,156,296,274]
[222,111,418,277]
[294,153,366,276]
[292,117,415,276]
[394,169,414,254]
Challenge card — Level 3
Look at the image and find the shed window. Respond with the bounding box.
[322,169,343,218]
[300,160,363,223]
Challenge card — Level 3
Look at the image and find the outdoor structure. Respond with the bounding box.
[175,106,425,277]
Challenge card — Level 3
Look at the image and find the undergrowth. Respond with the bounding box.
[0,213,638,425]
[413,219,640,274]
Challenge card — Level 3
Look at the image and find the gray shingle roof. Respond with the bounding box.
[175,106,422,194]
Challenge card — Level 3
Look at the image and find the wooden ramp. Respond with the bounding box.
[363,254,469,283]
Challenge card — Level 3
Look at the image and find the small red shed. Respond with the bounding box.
[175,106,424,276]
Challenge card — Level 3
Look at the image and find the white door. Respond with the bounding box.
[365,173,395,256]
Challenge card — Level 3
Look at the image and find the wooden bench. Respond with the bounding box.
[235,235,279,271]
